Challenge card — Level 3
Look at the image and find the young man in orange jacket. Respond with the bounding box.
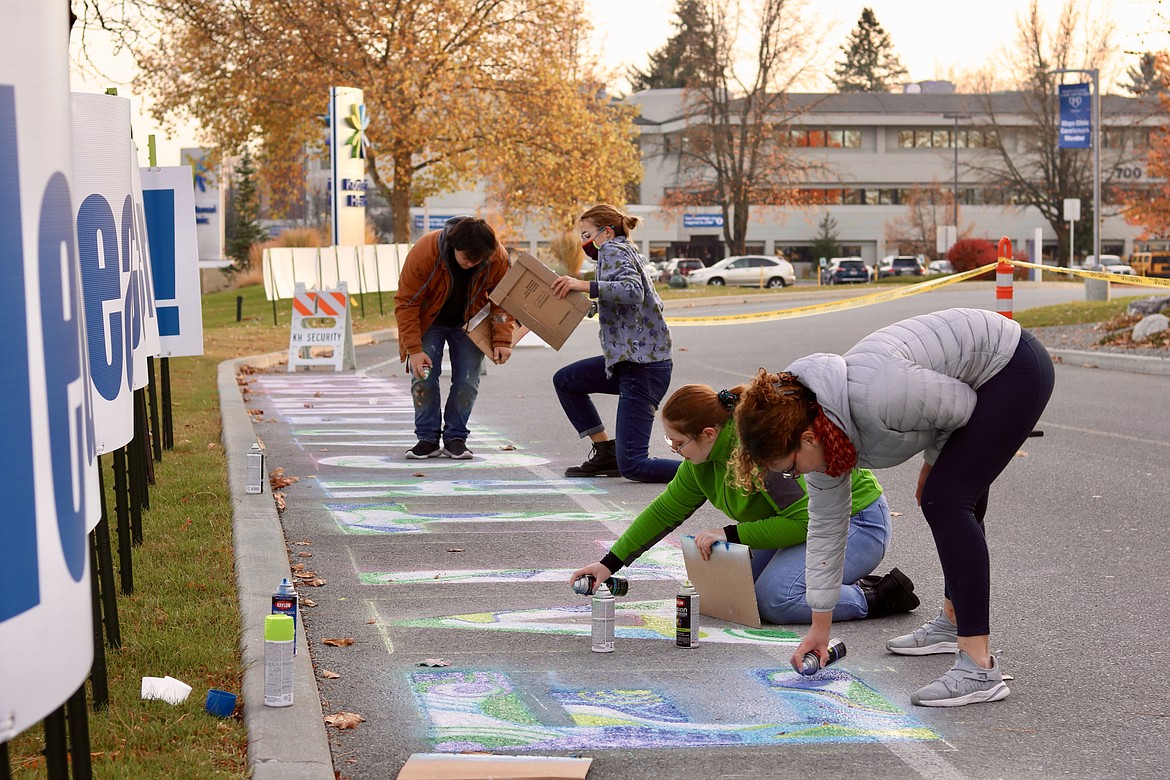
[393,217,515,459]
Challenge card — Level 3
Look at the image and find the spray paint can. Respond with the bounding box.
[798,637,847,675]
[591,583,615,653]
[572,574,628,597]
[245,442,265,494]
[676,580,699,648]
[264,614,295,707]
[272,578,299,655]
[421,365,431,380]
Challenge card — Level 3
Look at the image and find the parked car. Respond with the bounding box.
[1082,254,1136,276]
[658,257,706,283]
[688,255,796,288]
[927,259,955,275]
[820,257,870,285]
[877,255,926,278]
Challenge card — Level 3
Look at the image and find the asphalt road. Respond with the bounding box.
[245,283,1170,779]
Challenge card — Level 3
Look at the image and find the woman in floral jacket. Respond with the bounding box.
[550,204,678,482]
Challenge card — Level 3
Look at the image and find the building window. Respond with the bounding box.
[842,188,862,205]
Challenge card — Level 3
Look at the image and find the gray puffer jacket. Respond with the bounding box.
[787,308,1022,611]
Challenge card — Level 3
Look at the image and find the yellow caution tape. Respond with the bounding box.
[1009,260,1170,289]
[664,263,998,326]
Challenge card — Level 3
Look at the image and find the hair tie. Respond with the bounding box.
[717,389,739,409]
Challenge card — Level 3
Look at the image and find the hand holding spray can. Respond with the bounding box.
[797,637,846,675]
[676,580,699,648]
[591,583,615,653]
[572,574,628,597]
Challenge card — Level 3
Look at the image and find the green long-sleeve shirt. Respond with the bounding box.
[600,424,883,573]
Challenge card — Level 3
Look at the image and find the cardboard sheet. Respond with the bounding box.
[680,535,762,628]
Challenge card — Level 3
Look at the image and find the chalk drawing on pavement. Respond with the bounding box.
[364,543,680,581]
[316,453,549,470]
[393,600,791,644]
[410,670,938,751]
[318,479,606,499]
[328,503,627,534]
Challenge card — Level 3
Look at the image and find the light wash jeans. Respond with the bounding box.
[750,494,892,624]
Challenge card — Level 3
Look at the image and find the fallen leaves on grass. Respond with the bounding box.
[321,670,341,679]
[324,712,365,729]
[323,637,355,647]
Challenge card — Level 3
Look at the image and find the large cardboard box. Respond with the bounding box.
[487,252,591,350]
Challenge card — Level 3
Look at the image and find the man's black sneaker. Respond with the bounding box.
[564,440,620,477]
[443,440,473,460]
[406,440,442,459]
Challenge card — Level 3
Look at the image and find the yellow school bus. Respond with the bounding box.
[1130,251,1170,278]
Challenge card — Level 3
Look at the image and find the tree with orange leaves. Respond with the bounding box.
[1122,53,1170,238]
[83,0,639,240]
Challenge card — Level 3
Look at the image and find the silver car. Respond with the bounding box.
[688,255,796,288]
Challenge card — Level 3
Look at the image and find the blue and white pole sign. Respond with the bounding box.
[1058,82,1091,149]
[1,1,100,740]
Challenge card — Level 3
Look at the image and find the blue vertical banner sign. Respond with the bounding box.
[1,0,99,740]
[1058,83,1092,149]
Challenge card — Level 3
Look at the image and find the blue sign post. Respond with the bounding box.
[1058,83,1091,149]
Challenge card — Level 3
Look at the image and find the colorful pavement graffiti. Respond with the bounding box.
[392,600,797,645]
[410,669,938,751]
[328,503,628,534]
[316,453,549,470]
[362,542,681,581]
[318,478,607,499]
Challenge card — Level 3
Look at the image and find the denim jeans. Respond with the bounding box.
[411,323,484,444]
[751,494,892,624]
[552,356,679,483]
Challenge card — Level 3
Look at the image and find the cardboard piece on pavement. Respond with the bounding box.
[680,535,762,628]
[396,753,593,779]
[487,252,591,350]
[464,304,531,364]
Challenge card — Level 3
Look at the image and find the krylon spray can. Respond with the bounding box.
[264,614,295,707]
[272,578,298,655]
[572,574,628,597]
[676,580,699,648]
[591,583,615,653]
[798,637,847,675]
[246,442,265,494]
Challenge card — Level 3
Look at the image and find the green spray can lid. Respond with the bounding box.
[265,613,294,641]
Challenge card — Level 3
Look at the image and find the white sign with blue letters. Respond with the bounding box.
[142,166,204,357]
[1,0,100,740]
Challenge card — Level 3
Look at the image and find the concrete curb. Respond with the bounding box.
[1046,348,1170,376]
[219,330,392,780]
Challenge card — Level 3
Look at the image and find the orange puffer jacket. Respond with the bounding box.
[393,227,515,361]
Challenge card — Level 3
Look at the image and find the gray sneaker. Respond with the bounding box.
[911,650,1009,707]
[886,610,959,655]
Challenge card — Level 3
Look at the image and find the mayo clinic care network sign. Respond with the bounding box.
[1058,82,1092,150]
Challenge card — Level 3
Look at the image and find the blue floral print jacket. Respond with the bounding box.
[587,236,673,376]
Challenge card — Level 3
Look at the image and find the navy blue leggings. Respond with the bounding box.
[919,329,1055,637]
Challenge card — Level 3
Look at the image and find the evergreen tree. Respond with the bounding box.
[627,0,715,91]
[1120,52,1165,97]
[831,8,907,93]
[225,147,268,273]
[809,213,840,261]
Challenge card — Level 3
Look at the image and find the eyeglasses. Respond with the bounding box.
[580,225,611,243]
[775,449,799,479]
[664,433,696,454]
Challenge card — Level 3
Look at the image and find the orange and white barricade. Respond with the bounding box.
[288,282,356,371]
